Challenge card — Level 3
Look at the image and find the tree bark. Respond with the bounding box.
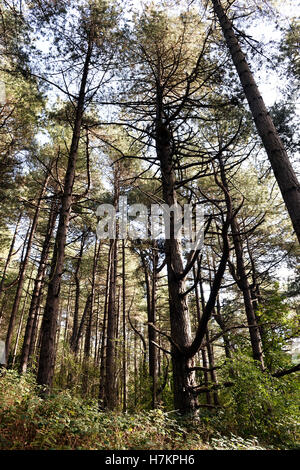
[211,0,300,243]
[122,239,127,412]
[82,238,100,394]
[74,293,91,356]
[217,157,265,369]
[103,165,120,409]
[11,262,35,367]
[37,34,94,392]
[155,119,198,414]
[103,239,118,408]
[230,216,265,369]
[70,232,87,351]
[141,246,159,408]
[19,196,58,374]
[0,211,22,303]
[150,246,158,408]
[98,243,112,405]
[5,173,49,362]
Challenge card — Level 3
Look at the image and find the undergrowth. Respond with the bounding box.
[0,369,298,450]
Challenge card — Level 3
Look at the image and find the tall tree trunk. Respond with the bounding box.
[94,292,101,366]
[246,236,268,355]
[5,173,49,362]
[19,196,58,374]
[122,239,127,412]
[103,163,120,409]
[37,35,93,392]
[74,293,91,356]
[211,0,300,243]
[198,268,211,405]
[141,247,158,409]
[70,232,86,351]
[155,119,198,414]
[82,238,100,394]
[103,246,118,409]
[205,331,220,406]
[214,296,232,359]
[98,244,112,405]
[11,262,35,367]
[230,216,265,369]
[218,157,265,369]
[150,246,158,408]
[0,211,22,303]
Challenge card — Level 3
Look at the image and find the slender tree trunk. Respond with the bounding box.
[103,164,120,409]
[0,211,22,303]
[11,263,35,367]
[141,247,158,409]
[27,293,43,370]
[218,158,265,369]
[211,0,300,243]
[214,296,232,359]
[104,237,118,408]
[150,247,158,408]
[6,173,49,362]
[94,292,101,366]
[98,244,112,405]
[70,233,86,351]
[205,332,220,406]
[63,283,72,343]
[37,35,94,392]
[231,215,265,369]
[122,239,127,412]
[155,119,198,414]
[198,268,211,405]
[19,197,58,374]
[82,238,100,394]
[246,237,268,354]
[74,294,91,356]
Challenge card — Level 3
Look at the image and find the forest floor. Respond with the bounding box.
[1,370,295,451]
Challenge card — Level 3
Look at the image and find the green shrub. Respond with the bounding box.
[0,371,208,450]
[209,353,300,449]
[0,366,298,450]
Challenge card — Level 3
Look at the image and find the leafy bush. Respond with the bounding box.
[0,371,208,450]
[210,433,267,450]
[0,367,298,450]
[209,353,300,449]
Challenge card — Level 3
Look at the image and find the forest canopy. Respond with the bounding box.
[0,0,299,451]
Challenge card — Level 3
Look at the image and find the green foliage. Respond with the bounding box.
[279,19,300,83]
[211,353,300,449]
[256,283,298,370]
[210,433,267,450]
[0,370,209,450]
[1,369,298,450]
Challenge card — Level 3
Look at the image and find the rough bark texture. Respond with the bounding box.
[122,239,127,412]
[5,174,49,362]
[212,0,300,243]
[230,218,265,368]
[218,156,265,369]
[37,35,93,391]
[103,166,120,409]
[82,239,100,394]
[19,197,58,374]
[98,244,111,405]
[141,247,158,408]
[155,120,198,414]
[70,233,86,351]
[0,212,22,303]
[150,248,158,408]
[103,239,118,408]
